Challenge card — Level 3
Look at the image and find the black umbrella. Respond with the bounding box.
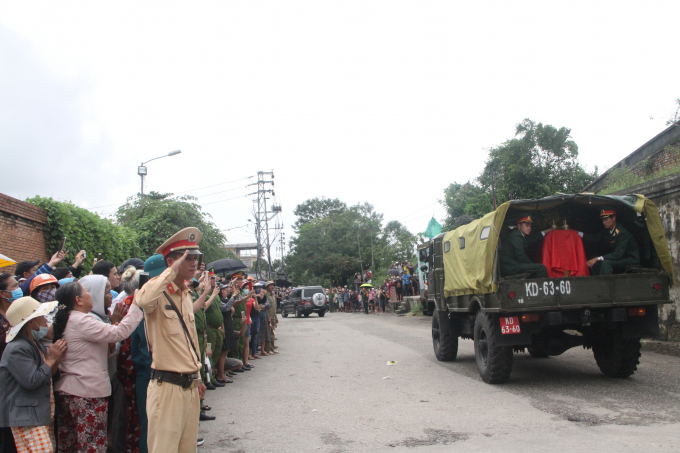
[387,268,401,276]
[206,259,247,274]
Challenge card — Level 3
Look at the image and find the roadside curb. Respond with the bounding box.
[641,339,680,358]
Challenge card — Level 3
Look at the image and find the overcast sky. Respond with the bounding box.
[1,1,679,263]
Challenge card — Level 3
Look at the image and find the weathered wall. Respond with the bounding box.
[0,193,49,275]
[586,124,680,193]
[611,174,680,341]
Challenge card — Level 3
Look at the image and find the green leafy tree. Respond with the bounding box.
[293,197,347,231]
[441,182,493,230]
[380,220,418,265]
[442,119,597,228]
[481,119,596,200]
[27,196,141,272]
[286,200,417,286]
[115,192,227,264]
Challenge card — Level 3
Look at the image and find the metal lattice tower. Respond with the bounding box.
[248,171,275,278]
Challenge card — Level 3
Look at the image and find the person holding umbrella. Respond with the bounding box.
[360,284,372,314]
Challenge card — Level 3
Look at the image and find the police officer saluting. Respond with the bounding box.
[581,209,639,275]
[500,214,552,278]
[137,227,206,453]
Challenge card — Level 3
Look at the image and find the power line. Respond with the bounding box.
[173,176,254,196]
[192,185,248,198]
[87,176,254,210]
[397,201,443,223]
[220,222,253,231]
[200,194,249,206]
[400,208,447,226]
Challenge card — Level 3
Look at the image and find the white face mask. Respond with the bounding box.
[33,326,49,341]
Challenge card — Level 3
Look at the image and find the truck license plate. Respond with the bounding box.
[500,316,521,334]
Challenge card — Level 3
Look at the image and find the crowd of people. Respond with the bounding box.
[326,261,422,314]
[0,227,283,453]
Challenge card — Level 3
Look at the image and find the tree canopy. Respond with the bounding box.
[285,199,418,287]
[115,192,230,264]
[293,197,347,230]
[28,196,141,272]
[442,119,597,229]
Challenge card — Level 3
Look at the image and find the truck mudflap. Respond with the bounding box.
[492,306,660,347]
[498,272,670,311]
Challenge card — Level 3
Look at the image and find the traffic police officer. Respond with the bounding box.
[581,209,640,275]
[137,227,206,453]
[500,215,550,278]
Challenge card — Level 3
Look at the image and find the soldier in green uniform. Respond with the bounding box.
[193,280,208,385]
[204,271,224,385]
[191,283,213,422]
[581,209,640,275]
[500,215,551,278]
[191,273,219,418]
[227,271,248,364]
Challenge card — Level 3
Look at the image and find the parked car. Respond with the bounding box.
[281,286,328,318]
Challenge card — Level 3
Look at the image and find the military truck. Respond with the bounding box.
[420,193,674,384]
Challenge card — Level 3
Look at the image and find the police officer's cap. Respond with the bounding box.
[156,227,202,257]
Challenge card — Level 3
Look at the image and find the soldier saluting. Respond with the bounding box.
[137,227,206,453]
[580,209,639,275]
[500,215,552,278]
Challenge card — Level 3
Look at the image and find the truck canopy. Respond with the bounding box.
[442,193,673,298]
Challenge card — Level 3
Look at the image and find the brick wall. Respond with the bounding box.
[630,142,680,178]
[0,193,49,275]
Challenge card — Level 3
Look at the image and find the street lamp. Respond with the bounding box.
[138,150,181,196]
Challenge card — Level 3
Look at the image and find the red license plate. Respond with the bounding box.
[500,316,521,334]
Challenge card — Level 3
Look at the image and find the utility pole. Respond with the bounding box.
[248,170,276,279]
[263,195,272,275]
[280,231,285,270]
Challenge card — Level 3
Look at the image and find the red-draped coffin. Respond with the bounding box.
[541,230,590,278]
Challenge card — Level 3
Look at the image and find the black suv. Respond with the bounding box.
[281,286,328,318]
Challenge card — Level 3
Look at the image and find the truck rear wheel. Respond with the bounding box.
[432,310,458,361]
[474,312,513,384]
[593,332,641,378]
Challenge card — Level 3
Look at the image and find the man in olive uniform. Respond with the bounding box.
[500,215,550,278]
[204,270,225,384]
[227,271,248,363]
[581,209,640,275]
[264,281,279,354]
[190,277,217,421]
[137,227,207,453]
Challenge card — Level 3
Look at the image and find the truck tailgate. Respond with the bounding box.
[498,273,670,311]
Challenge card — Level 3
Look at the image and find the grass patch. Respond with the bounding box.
[599,145,680,194]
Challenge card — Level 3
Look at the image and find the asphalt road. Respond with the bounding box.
[198,312,680,453]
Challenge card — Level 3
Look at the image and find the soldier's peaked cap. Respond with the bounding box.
[516,213,534,224]
[599,208,617,217]
[156,227,202,257]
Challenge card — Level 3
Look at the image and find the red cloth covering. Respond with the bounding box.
[541,230,590,278]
